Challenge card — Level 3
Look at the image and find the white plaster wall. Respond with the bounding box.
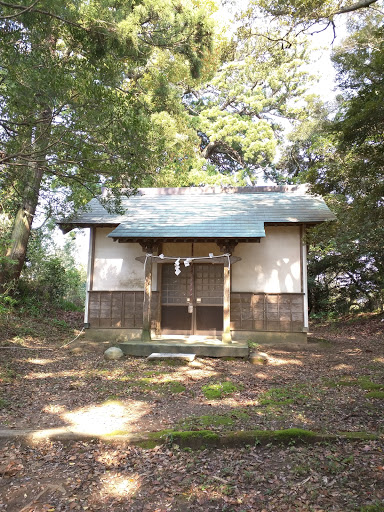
[93,228,157,291]
[232,226,302,293]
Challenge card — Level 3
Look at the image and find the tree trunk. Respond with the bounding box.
[0,108,51,289]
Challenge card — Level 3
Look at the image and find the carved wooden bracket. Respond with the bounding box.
[139,239,159,253]
[218,240,238,255]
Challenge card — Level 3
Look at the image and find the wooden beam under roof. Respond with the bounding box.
[114,237,261,244]
[135,255,241,265]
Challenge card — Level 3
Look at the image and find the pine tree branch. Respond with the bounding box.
[334,0,378,15]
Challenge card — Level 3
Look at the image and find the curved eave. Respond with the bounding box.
[57,222,119,234]
[111,236,262,244]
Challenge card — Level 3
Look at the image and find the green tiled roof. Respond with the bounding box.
[58,186,336,239]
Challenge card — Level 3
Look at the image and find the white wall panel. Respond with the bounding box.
[232,226,301,293]
[93,228,157,291]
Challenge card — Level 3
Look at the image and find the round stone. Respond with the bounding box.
[249,351,268,365]
[104,346,124,360]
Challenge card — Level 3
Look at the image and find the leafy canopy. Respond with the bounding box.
[0,0,217,216]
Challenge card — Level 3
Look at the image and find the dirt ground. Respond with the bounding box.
[0,312,383,511]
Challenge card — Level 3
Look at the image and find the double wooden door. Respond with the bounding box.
[161,263,223,335]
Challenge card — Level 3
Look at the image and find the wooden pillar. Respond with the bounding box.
[219,241,237,344]
[301,225,309,331]
[139,240,158,342]
[142,254,152,341]
[84,227,95,328]
[222,259,232,343]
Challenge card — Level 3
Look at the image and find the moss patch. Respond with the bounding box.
[360,503,384,512]
[258,385,308,407]
[202,381,241,399]
[170,428,322,449]
[366,391,384,399]
[137,429,174,449]
[135,378,186,394]
[0,396,10,409]
[327,376,384,391]
[170,430,220,448]
[104,429,174,449]
[235,428,319,446]
[0,364,18,383]
[339,431,378,440]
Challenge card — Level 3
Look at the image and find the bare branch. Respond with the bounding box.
[0,1,88,30]
[0,0,38,20]
[334,0,379,15]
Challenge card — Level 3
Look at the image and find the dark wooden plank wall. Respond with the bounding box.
[88,291,159,329]
[230,293,304,332]
[88,290,304,332]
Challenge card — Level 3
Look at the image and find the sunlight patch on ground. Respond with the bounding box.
[255,372,268,379]
[62,400,150,435]
[44,404,66,414]
[343,348,362,355]
[172,364,220,382]
[24,372,54,380]
[24,370,87,380]
[100,472,142,498]
[292,412,314,426]
[26,358,55,366]
[267,357,303,366]
[331,364,354,371]
[30,427,71,442]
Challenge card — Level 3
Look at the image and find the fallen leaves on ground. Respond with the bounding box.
[0,312,383,510]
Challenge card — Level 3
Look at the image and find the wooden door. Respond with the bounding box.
[160,263,223,335]
[194,264,223,335]
[161,264,192,334]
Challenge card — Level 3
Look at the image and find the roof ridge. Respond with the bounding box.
[108,185,309,197]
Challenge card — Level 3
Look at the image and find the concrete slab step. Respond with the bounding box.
[147,353,196,361]
[117,340,249,358]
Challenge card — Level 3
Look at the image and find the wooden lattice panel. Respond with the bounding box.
[88,291,158,329]
[230,293,304,332]
[161,264,191,305]
[194,264,223,305]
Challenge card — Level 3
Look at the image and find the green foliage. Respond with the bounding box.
[0,0,216,190]
[0,293,17,317]
[145,0,316,186]
[246,0,381,38]
[281,14,384,315]
[14,227,86,314]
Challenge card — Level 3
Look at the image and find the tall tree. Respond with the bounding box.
[0,0,216,287]
[281,13,384,312]
[144,5,313,187]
